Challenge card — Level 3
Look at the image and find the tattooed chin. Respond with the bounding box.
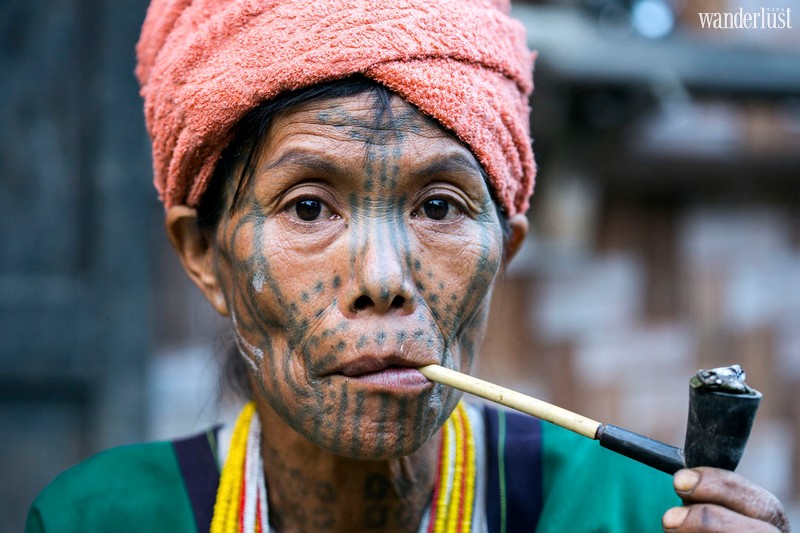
[282,368,457,460]
[231,312,470,457]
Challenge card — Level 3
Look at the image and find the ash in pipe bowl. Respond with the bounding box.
[684,365,762,471]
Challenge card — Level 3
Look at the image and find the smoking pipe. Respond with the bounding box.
[595,365,762,474]
[418,364,762,475]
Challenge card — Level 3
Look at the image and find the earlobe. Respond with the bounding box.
[504,213,529,264]
[165,205,230,316]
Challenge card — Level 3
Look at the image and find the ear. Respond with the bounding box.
[165,205,230,316]
[504,213,528,264]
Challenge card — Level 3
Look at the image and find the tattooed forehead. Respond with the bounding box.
[240,95,494,210]
[294,93,441,136]
[260,96,480,170]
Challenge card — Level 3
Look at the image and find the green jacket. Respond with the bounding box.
[28,407,679,532]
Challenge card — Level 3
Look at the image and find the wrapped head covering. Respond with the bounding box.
[136,0,536,216]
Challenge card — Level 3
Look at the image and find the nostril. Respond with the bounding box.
[351,294,406,312]
[353,295,373,311]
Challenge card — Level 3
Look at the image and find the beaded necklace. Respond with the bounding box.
[211,401,476,533]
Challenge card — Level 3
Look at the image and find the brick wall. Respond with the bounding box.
[478,199,800,507]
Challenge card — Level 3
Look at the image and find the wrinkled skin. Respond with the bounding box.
[169,93,526,531]
[166,93,790,532]
[663,468,790,532]
[216,95,509,458]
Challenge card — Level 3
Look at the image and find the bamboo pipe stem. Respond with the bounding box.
[418,364,601,440]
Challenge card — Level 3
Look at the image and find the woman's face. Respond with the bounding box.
[190,93,521,459]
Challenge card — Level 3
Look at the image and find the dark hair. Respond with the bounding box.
[197,75,511,399]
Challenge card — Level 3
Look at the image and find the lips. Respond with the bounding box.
[335,355,435,391]
[339,355,418,376]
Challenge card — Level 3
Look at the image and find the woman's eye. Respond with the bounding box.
[294,199,324,221]
[420,198,457,221]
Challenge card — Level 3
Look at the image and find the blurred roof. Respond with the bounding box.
[512,4,800,97]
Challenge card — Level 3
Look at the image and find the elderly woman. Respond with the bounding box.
[28,1,789,532]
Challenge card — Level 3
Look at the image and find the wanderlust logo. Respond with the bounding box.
[698,7,793,29]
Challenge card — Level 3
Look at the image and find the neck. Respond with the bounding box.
[254,397,441,533]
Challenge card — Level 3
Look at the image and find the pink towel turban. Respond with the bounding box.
[136,0,536,216]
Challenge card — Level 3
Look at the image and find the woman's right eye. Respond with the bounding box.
[295,199,322,221]
[287,197,338,222]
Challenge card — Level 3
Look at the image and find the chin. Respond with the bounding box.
[307,402,445,461]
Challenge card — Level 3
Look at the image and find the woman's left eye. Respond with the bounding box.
[415,198,461,221]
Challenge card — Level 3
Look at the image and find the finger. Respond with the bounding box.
[672,468,789,532]
[662,503,781,533]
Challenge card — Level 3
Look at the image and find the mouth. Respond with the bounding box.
[336,356,434,392]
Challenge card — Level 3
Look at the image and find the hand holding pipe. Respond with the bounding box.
[418,364,761,475]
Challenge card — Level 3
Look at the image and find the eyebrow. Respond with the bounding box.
[411,152,484,180]
[259,148,484,184]
[259,149,348,177]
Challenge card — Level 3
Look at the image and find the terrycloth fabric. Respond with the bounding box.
[136,0,536,216]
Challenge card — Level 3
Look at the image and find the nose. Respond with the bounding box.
[341,234,415,316]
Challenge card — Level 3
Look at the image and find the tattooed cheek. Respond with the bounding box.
[231,314,264,371]
[252,271,265,293]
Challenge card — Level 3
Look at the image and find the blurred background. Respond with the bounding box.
[1,0,798,530]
